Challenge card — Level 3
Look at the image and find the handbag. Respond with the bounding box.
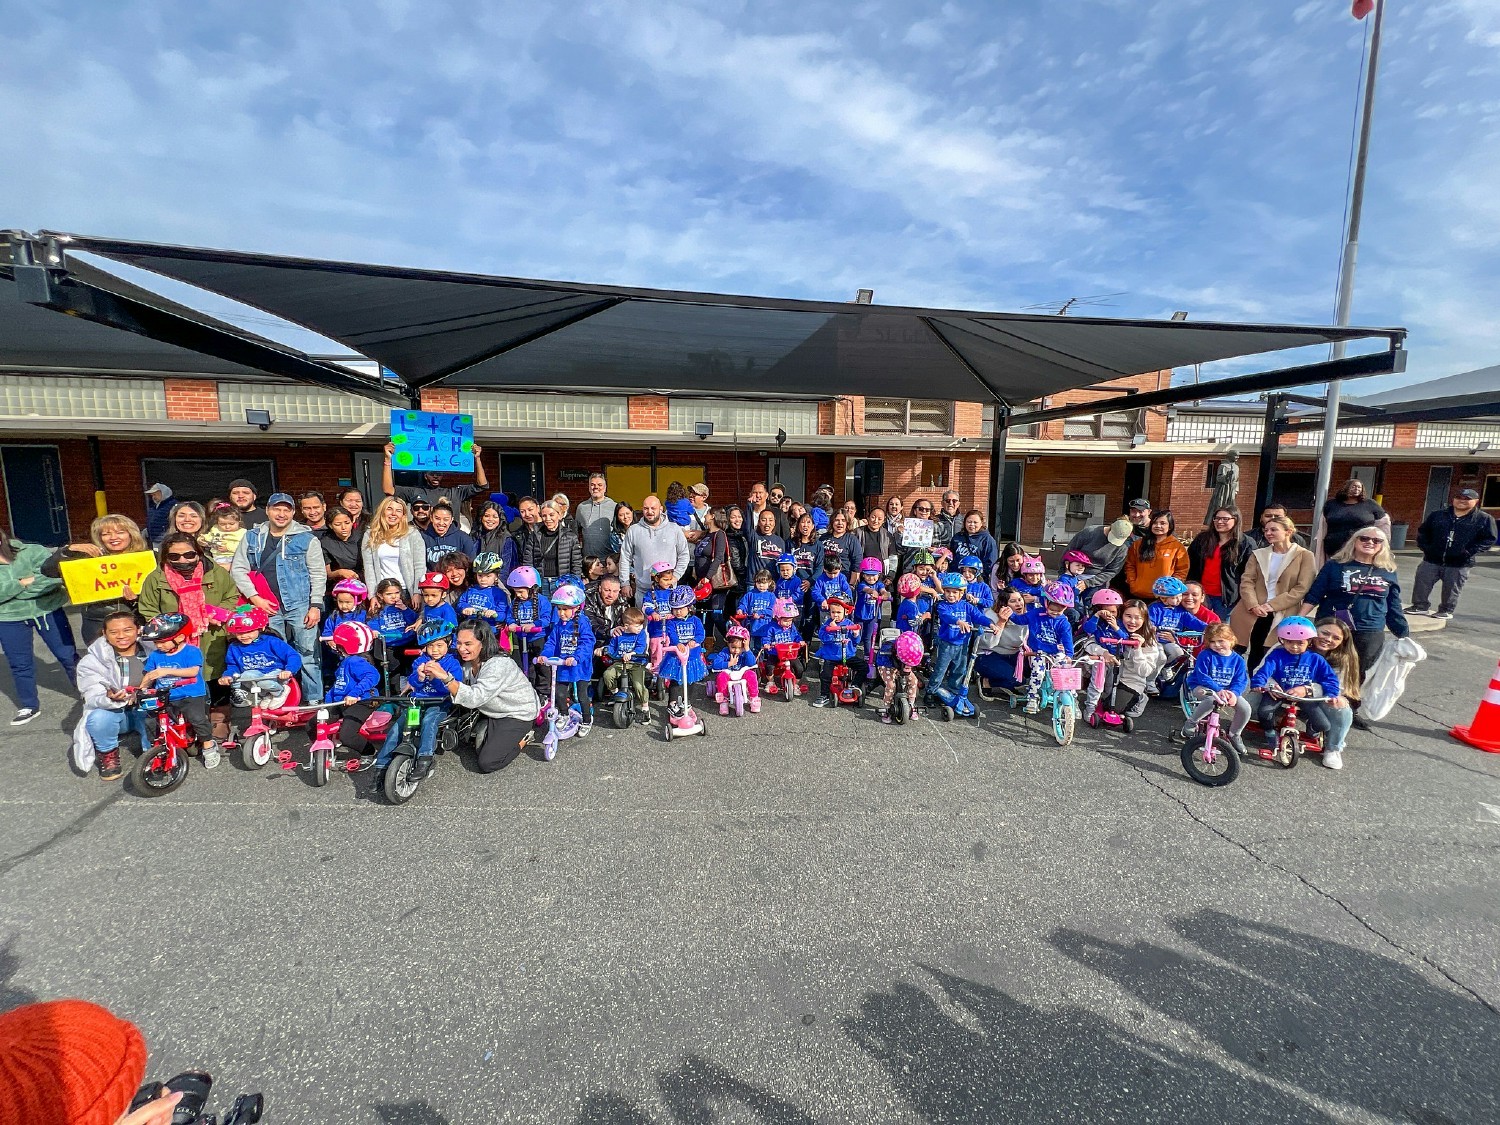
[708,531,736,591]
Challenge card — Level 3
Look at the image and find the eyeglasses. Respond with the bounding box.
[1355,535,1383,544]
[1213,515,1235,521]
[165,551,198,561]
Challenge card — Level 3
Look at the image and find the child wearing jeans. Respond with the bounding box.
[1179,622,1251,755]
[926,574,992,706]
[374,618,462,782]
[219,606,302,712]
[75,610,153,781]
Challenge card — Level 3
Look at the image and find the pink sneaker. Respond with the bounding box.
[715,691,726,703]
[748,697,761,714]
[719,700,729,716]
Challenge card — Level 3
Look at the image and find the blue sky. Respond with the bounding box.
[4,0,1498,394]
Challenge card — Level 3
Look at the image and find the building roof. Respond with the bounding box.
[51,233,1403,408]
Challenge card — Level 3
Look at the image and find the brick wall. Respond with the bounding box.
[627,396,669,430]
[419,388,460,413]
[164,379,220,421]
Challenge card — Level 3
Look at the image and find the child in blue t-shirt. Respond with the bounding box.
[373,622,463,781]
[538,587,596,734]
[1250,617,1342,750]
[1179,622,1251,753]
[740,569,778,651]
[140,617,216,760]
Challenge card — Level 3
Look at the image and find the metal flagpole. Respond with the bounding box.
[1314,0,1386,553]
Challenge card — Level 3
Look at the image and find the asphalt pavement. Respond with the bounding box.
[2,555,1498,1123]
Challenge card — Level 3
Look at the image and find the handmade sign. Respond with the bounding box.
[59,551,157,606]
[900,517,935,549]
[390,410,475,472]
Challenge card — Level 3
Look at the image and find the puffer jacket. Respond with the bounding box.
[0,540,68,623]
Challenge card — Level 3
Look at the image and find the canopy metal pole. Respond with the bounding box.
[1315,0,1385,542]
[987,408,1010,541]
[1254,394,1288,520]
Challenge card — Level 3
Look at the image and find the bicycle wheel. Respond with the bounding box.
[1277,730,1299,770]
[311,746,329,788]
[1181,732,1240,787]
[1052,694,1076,746]
[242,733,272,771]
[1179,683,1197,721]
[132,748,189,797]
[383,754,420,804]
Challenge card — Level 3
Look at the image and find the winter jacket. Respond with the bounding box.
[1416,506,1497,568]
[518,524,583,582]
[583,585,625,649]
[0,540,68,623]
[1123,536,1190,600]
[1229,545,1317,648]
[72,635,154,764]
[361,528,426,598]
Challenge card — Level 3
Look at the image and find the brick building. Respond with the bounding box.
[1,364,1494,548]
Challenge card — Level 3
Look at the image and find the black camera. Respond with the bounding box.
[129,1070,264,1125]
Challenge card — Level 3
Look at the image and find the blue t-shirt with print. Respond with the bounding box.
[143,643,207,700]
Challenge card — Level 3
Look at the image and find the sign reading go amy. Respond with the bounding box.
[390,410,475,473]
[59,551,158,606]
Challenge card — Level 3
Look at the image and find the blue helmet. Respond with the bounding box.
[939,573,967,590]
[417,618,456,646]
[668,584,697,609]
[1152,576,1188,597]
[777,553,797,568]
[958,555,983,572]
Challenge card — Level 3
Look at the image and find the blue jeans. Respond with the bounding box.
[271,608,321,704]
[376,700,450,767]
[1206,595,1229,618]
[929,639,968,697]
[1326,700,1354,752]
[85,707,150,751]
[0,609,79,711]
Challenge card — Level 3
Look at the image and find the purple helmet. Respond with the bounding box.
[893,631,925,667]
[860,557,884,575]
[668,584,697,609]
[1042,581,1075,608]
[1062,550,1091,566]
[507,565,539,589]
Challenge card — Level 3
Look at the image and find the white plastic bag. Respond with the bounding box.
[1360,635,1426,721]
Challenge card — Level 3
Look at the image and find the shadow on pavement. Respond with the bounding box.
[574,1054,817,1124]
[0,936,37,1013]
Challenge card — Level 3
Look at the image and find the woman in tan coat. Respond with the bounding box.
[1229,514,1315,668]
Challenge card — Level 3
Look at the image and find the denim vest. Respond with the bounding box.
[246,526,314,613]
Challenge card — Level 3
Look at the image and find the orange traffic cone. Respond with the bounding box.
[1451,658,1500,753]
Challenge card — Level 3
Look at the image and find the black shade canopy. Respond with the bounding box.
[57,234,1404,407]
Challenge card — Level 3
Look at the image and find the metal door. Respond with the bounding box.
[2,445,70,546]
[997,461,1023,542]
[1423,465,1452,519]
[351,451,385,512]
[1122,460,1150,511]
[499,453,544,501]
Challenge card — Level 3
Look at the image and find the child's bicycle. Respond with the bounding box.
[1179,698,1241,787]
[303,702,392,787]
[1014,651,1088,746]
[1160,630,1206,718]
[382,697,488,804]
[1084,636,1141,731]
[221,673,307,771]
[1258,688,1328,770]
[761,642,806,702]
[535,660,582,761]
[125,684,195,797]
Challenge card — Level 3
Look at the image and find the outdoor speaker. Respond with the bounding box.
[857,458,885,496]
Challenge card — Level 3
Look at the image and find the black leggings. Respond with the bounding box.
[474,715,536,773]
[1351,630,1385,684]
[1244,614,1276,672]
[337,701,377,756]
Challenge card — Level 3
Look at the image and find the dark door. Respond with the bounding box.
[2,445,70,546]
[997,460,1023,542]
[1122,460,1150,513]
[1423,465,1452,519]
[499,454,544,501]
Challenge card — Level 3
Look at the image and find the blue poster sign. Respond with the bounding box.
[390,410,475,472]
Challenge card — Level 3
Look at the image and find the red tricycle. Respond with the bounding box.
[761,642,806,702]
[1258,688,1327,770]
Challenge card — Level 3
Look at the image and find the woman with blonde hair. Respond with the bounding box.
[1301,524,1409,684]
[361,496,425,601]
[1230,512,1316,669]
[41,513,149,644]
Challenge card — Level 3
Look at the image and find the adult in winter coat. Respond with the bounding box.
[362,496,426,597]
[1320,478,1389,557]
[1409,487,1497,620]
[41,514,149,645]
[1122,510,1190,600]
[441,619,540,772]
[472,502,519,584]
[0,531,78,725]
[948,510,999,586]
[1301,524,1409,679]
[1230,514,1316,668]
[519,500,584,590]
[1186,507,1248,618]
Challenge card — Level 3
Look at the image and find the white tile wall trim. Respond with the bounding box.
[667,399,818,435]
[460,393,629,430]
[0,376,167,420]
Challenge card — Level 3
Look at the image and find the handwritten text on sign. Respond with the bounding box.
[59,551,157,606]
[390,410,475,473]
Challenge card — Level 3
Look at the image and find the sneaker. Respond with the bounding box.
[1404,604,1430,615]
[748,697,761,714]
[1433,611,1454,621]
[1321,749,1344,770]
[636,709,651,725]
[97,749,122,781]
[719,700,730,716]
[1024,700,1040,715]
[811,695,835,708]
[577,722,592,739]
[10,708,38,726]
[200,743,221,770]
[714,691,726,703]
[881,710,893,724]
[409,756,435,782]
[1228,734,1247,758]
[1351,713,1372,731]
[1176,722,1195,741]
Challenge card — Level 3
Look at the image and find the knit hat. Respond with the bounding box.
[1106,517,1135,547]
[0,999,147,1125]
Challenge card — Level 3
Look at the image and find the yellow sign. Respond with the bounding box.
[59,551,158,606]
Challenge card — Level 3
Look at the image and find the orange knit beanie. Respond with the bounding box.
[0,999,147,1125]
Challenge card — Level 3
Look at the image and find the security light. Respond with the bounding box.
[775,428,787,450]
[245,408,273,431]
[855,289,874,304]
[695,421,714,439]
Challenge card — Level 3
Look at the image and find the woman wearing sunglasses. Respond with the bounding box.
[1301,525,1410,694]
[137,531,242,738]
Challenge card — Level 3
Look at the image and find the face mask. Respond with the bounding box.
[169,559,199,577]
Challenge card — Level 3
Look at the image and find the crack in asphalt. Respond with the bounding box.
[0,787,128,880]
[1120,755,1500,1018]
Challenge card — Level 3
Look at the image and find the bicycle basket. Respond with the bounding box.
[1048,665,1082,692]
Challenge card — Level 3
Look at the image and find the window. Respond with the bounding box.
[141,458,277,507]
[0,376,166,420]
[1483,475,1500,509]
[667,398,817,435]
[864,398,951,435]
[1167,412,1264,444]
[460,393,628,430]
[1204,460,1220,488]
[1063,410,1144,440]
[920,457,950,488]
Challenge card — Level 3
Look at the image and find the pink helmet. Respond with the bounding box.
[1062,550,1090,566]
[332,578,369,600]
[1089,588,1123,607]
[226,606,269,636]
[860,557,884,575]
[725,623,750,643]
[329,620,376,655]
[772,597,800,619]
[932,546,953,561]
[1276,615,1318,641]
[896,573,922,598]
[507,565,539,589]
[1042,581,1075,608]
[649,559,675,575]
[893,631,925,667]
[1019,556,1046,576]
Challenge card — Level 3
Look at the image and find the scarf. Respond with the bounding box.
[164,562,209,636]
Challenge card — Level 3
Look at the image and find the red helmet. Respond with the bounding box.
[226,606,269,636]
[330,620,376,656]
[418,571,450,590]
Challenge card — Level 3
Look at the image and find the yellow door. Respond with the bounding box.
[605,465,705,510]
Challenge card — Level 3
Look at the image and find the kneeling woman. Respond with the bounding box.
[436,620,540,772]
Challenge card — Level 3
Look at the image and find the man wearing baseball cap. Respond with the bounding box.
[225,478,267,528]
[230,491,326,702]
[1409,487,1496,620]
[1063,515,1137,592]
